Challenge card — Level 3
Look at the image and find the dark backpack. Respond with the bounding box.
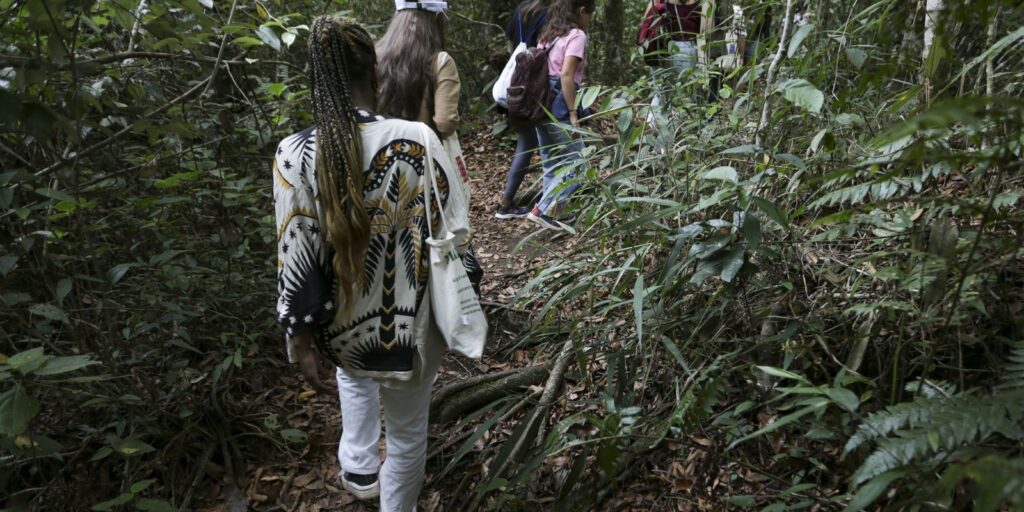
[506,40,557,124]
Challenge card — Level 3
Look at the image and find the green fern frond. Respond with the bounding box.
[848,391,1024,486]
[997,339,1024,391]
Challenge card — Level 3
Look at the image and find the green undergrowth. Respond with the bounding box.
[442,1,1024,510]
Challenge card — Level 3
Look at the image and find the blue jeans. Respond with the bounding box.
[535,124,584,214]
[536,77,586,214]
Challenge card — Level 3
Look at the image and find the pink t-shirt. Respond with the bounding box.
[543,28,587,84]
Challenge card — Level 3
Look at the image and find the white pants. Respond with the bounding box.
[336,367,432,512]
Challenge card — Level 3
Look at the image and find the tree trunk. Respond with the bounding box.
[601,0,625,85]
[921,0,944,105]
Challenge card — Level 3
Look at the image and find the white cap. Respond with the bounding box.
[394,0,447,13]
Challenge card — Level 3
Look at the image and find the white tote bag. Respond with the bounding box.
[491,42,527,108]
[420,127,487,359]
[436,52,470,198]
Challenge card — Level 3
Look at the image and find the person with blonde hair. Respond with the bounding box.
[273,13,470,511]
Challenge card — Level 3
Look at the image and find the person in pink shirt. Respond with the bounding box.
[525,0,596,234]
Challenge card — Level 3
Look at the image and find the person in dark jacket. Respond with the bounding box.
[495,0,550,220]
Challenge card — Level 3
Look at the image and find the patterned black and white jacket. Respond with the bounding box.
[273,110,479,385]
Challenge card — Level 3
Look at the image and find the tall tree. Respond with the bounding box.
[601,0,625,84]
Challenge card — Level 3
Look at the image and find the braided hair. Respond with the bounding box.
[308,15,375,318]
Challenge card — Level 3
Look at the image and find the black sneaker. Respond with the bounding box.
[557,212,578,225]
[340,471,380,500]
[527,207,576,234]
[495,205,531,220]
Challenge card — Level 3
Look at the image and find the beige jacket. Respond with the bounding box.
[418,51,461,137]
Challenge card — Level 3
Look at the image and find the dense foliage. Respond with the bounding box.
[1,0,1022,510]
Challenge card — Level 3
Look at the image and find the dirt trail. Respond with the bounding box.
[196,127,582,512]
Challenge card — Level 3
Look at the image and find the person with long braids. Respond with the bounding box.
[273,15,470,510]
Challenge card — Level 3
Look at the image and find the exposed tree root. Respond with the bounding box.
[431,364,551,425]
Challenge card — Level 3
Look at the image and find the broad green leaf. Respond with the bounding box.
[256,25,281,52]
[702,166,738,184]
[281,31,296,47]
[0,384,40,435]
[756,366,808,383]
[7,347,51,373]
[689,233,732,260]
[267,83,287,97]
[56,277,72,302]
[35,355,97,376]
[91,493,134,511]
[843,470,904,512]
[106,263,136,285]
[10,433,62,455]
[752,197,790,229]
[130,479,157,494]
[788,23,814,58]
[845,48,867,69]
[34,187,74,202]
[825,387,860,412]
[924,34,945,79]
[90,446,114,461]
[114,438,156,457]
[835,113,865,127]
[279,428,307,443]
[720,246,745,283]
[198,0,213,8]
[596,441,621,474]
[778,78,824,114]
[721,144,757,155]
[579,85,601,110]
[742,212,761,251]
[231,36,263,48]
[153,171,199,189]
[0,255,17,276]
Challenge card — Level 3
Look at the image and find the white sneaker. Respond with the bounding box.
[340,471,380,501]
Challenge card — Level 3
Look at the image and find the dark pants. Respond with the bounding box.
[501,123,539,204]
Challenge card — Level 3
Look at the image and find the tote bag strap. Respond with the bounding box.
[420,125,452,241]
[518,11,523,43]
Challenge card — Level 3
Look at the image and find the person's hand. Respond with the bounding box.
[569,112,580,129]
[292,331,336,394]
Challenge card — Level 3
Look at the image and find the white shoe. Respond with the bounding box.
[340,471,380,501]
